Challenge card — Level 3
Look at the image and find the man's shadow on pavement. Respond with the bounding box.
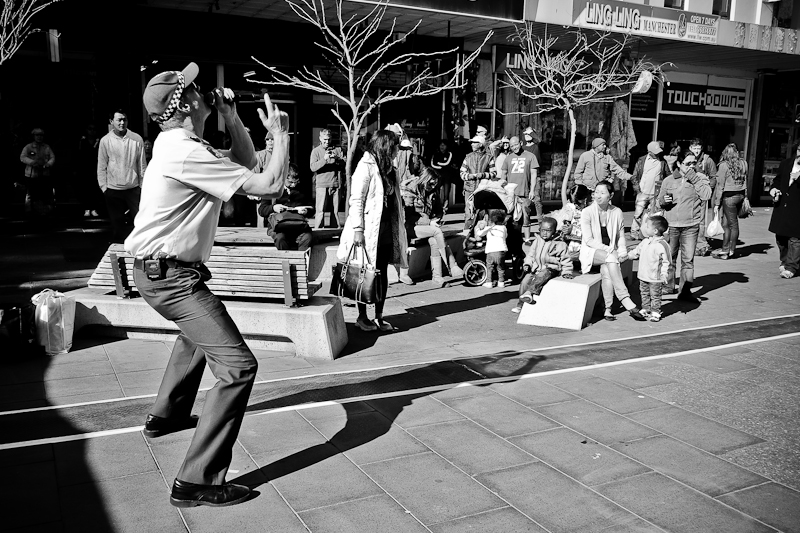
[231,351,544,492]
[732,243,772,258]
[0,336,112,531]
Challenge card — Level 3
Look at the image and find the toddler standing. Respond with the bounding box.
[628,215,671,322]
[476,209,508,288]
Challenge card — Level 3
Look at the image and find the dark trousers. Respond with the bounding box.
[133,264,258,485]
[776,235,800,275]
[486,251,506,283]
[639,280,663,314]
[519,268,557,303]
[271,230,312,251]
[104,188,141,243]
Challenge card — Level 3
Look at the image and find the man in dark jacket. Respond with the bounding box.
[310,128,344,228]
[629,141,671,240]
[769,145,800,279]
[258,164,315,250]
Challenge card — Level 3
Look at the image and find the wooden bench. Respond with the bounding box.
[516,261,634,330]
[89,243,321,307]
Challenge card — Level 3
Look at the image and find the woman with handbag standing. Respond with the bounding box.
[712,143,748,260]
[338,129,408,332]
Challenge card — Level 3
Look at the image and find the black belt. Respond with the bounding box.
[133,258,203,271]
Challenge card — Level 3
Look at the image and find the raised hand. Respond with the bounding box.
[257,93,289,136]
[211,87,237,120]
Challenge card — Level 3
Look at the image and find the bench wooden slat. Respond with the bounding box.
[97,254,308,267]
[93,265,307,277]
[90,272,308,283]
[106,243,308,259]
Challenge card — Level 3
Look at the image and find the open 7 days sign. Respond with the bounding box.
[575,0,719,44]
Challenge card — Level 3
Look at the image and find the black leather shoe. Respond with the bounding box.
[143,414,199,438]
[170,479,251,508]
[629,308,646,321]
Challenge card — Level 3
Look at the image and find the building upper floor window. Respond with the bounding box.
[663,0,684,9]
[712,0,730,19]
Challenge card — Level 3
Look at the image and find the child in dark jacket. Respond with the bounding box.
[512,217,573,313]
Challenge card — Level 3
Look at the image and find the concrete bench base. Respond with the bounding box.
[516,261,634,330]
[68,287,348,360]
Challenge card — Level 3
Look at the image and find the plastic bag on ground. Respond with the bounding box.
[31,289,75,355]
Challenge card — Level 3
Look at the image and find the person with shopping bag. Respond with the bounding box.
[712,143,748,260]
[657,152,712,303]
[336,129,407,332]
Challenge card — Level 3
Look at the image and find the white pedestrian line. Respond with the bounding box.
[1,326,798,451]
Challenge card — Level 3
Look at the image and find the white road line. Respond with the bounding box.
[2,312,798,418]
[2,329,798,451]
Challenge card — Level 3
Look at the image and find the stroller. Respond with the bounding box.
[462,188,525,287]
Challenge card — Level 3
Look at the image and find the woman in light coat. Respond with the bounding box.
[338,130,408,332]
[581,181,645,321]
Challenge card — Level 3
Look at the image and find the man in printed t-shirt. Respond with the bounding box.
[502,135,540,240]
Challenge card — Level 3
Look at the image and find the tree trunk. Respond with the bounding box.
[561,106,577,206]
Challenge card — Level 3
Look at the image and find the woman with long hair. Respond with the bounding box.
[337,129,408,332]
[580,181,645,321]
[712,143,748,259]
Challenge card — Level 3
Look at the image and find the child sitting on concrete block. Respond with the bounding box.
[512,217,573,313]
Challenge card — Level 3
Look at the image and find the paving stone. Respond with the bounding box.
[43,374,122,399]
[430,383,496,401]
[48,346,110,365]
[109,352,169,374]
[366,395,464,429]
[429,506,547,533]
[268,448,383,512]
[2,461,61,530]
[645,363,764,400]
[611,436,766,497]
[103,340,170,359]
[775,335,800,347]
[586,366,677,389]
[0,382,45,405]
[555,376,667,414]
[672,352,757,373]
[149,439,260,482]
[43,360,116,381]
[362,452,503,526]
[182,482,308,533]
[476,462,636,533]
[626,405,764,455]
[534,400,658,445]
[0,358,45,386]
[298,400,374,421]
[439,392,560,437]
[255,355,315,375]
[306,410,429,465]
[489,378,577,407]
[0,442,53,468]
[732,367,800,398]
[717,482,800,533]
[748,340,800,361]
[238,410,327,456]
[721,441,800,492]
[116,368,171,393]
[59,471,184,533]
[723,349,800,376]
[298,494,429,533]
[510,427,650,487]
[54,432,156,486]
[595,472,774,533]
[409,420,536,475]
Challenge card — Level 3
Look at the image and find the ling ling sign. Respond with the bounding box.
[575,0,719,44]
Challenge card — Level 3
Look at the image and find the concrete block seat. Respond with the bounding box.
[516,260,634,330]
[70,243,348,360]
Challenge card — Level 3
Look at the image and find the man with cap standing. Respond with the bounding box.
[460,134,495,225]
[629,141,671,240]
[98,109,147,242]
[125,63,290,508]
[502,136,539,240]
[310,128,345,228]
[573,137,631,194]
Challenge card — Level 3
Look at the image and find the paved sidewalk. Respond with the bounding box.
[1,206,799,532]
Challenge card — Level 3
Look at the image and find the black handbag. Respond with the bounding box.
[269,210,310,232]
[330,243,383,304]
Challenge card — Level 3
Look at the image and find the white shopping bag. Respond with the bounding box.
[31,289,75,355]
[705,212,723,239]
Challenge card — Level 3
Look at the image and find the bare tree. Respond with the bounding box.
[1,0,60,65]
[501,24,669,205]
[250,0,492,201]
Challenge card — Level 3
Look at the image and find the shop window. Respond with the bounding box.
[663,0,684,9]
[712,0,730,19]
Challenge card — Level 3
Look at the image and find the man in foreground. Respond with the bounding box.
[125,62,289,508]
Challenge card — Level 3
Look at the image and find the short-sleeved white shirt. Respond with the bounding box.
[125,128,252,262]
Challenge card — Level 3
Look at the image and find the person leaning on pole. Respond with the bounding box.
[124,62,290,508]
